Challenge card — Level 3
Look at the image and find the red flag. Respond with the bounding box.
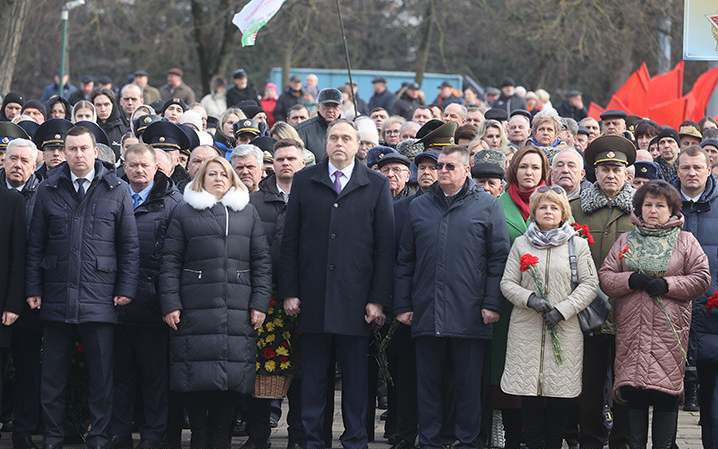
[684,67,718,122]
[587,102,605,120]
[605,63,650,116]
[647,61,684,108]
[648,97,687,129]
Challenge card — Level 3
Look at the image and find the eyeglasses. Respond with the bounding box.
[380,167,409,175]
[384,130,400,135]
[536,185,565,194]
[436,163,462,171]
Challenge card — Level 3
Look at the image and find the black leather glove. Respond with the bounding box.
[543,308,565,329]
[527,293,550,314]
[645,278,669,297]
[628,272,654,290]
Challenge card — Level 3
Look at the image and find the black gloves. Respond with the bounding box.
[527,293,550,314]
[646,278,669,297]
[629,272,654,290]
[543,308,565,329]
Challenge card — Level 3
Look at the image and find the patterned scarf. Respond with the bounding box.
[624,219,681,277]
[524,220,576,249]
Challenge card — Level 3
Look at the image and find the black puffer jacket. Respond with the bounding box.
[249,174,286,281]
[118,172,182,326]
[25,160,140,324]
[273,87,304,124]
[160,185,272,394]
[295,114,329,161]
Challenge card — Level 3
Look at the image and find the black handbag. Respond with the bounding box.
[568,236,612,332]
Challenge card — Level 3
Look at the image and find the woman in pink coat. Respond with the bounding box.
[600,180,710,449]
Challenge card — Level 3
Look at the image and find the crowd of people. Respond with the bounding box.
[0,67,718,449]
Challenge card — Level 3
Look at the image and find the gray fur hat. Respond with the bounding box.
[396,138,424,159]
[473,149,506,168]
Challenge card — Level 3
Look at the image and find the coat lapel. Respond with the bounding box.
[310,158,369,197]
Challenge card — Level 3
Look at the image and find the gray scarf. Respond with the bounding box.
[524,220,576,249]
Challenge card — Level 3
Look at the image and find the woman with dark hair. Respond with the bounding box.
[46,96,71,120]
[494,145,551,447]
[633,119,661,151]
[699,116,718,134]
[160,156,271,449]
[92,87,128,158]
[600,179,710,449]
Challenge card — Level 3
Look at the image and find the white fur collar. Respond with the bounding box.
[183,185,249,212]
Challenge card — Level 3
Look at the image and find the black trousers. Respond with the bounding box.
[11,315,42,442]
[185,391,236,449]
[110,325,168,443]
[697,361,718,449]
[415,337,487,449]
[300,333,369,449]
[41,322,115,448]
[579,333,628,449]
[388,342,418,443]
[246,397,272,443]
[521,396,571,449]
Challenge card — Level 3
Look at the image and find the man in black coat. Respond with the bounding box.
[109,143,182,449]
[555,90,588,122]
[294,88,343,161]
[1,139,42,449]
[368,77,397,113]
[226,69,261,107]
[279,119,395,449]
[25,126,140,449]
[246,139,306,449]
[394,145,509,449]
[273,76,305,125]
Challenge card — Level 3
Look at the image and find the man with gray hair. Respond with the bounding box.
[399,121,421,141]
[186,145,219,180]
[507,114,531,147]
[442,103,467,126]
[551,148,587,200]
[560,117,579,148]
[2,138,42,449]
[231,144,263,193]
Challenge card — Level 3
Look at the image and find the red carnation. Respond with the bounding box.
[262,347,276,359]
[519,254,539,272]
[279,355,289,363]
[707,292,718,311]
[619,246,631,260]
[77,344,84,353]
[270,298,276,307]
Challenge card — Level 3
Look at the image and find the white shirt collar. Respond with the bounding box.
[681,189,703,202]
[328,160,354,180]
[5,180,24,191]
[70,167,96,186]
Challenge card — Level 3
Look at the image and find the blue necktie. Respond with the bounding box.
[76,178,87,201]
[132,193,141,209]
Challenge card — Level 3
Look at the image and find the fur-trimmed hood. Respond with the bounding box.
[182,184,249,212]
[579,181,634,215]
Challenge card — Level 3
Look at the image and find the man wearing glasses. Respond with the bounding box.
[378,153,412,200]
[394,144,510,449]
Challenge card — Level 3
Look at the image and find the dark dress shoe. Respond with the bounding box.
[108,434,133,449]
[286,441,303,449]
[13,436,38,449]
[135,440,160,449]
[239,439,271,449]
[232,419,248,437]
[390,442,415,449]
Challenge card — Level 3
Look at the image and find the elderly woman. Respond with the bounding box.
[160,156,272,449]
[501,186,599,449]
[599,180,710,449]
[493,145,551,447]
[530,110,562,148]
[476,119,508,149]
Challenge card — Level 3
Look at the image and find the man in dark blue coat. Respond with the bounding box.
[25,126,140,449]
[279,119,395,449]
[671,145,718,448]
[109,143,182,449]
[368,77,397,113]
[394,145,509,449]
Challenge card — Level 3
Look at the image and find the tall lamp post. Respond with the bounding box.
[58,0,85,97]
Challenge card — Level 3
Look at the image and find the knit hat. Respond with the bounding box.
[396,138,424,158]
[356,118,379,146]
[22,100,47,120]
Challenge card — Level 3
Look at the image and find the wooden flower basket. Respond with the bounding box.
[254,374,293,399]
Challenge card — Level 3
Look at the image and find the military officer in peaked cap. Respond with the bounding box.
[33,118,74,179]
[132,115,162,139]
[0,122,30,168]
[142,121,191,186]
[416,119,458,149]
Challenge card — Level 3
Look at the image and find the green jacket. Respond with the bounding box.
[570,182,635,334]
[491,193,531,384]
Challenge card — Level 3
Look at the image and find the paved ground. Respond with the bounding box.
[3,397,704,448]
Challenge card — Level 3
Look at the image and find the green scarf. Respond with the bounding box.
[624,225,680,277]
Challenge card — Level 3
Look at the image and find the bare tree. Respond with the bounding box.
[0,0,32,94]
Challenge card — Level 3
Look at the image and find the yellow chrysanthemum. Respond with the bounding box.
[257,338,266,348]
[265,334,276,343]
[280,361,290,370]
[256,362,261,371]
[268,307,274,315]
[282,331,292,340]
[273,318,283,327]
[266,322,275,332]
[276,347,289,356]
[257,327,263,335]
[265,360,276,372]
